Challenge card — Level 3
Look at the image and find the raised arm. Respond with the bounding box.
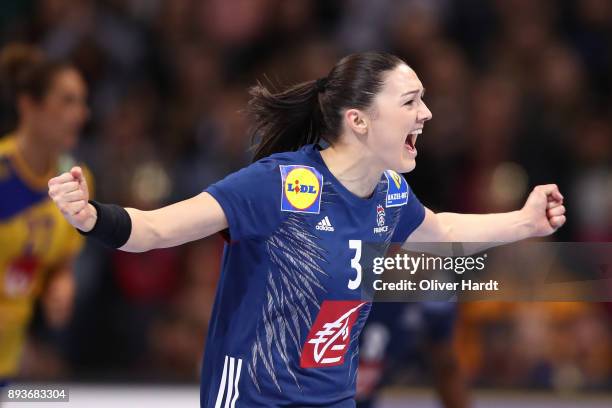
[405,184,566,255]
[48,167,228,252]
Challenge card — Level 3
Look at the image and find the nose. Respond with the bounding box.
[418,100,432,122]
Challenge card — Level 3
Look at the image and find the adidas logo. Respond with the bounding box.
[316,216,335,232]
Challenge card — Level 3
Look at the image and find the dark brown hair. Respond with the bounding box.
[248,52,405,162]
[0,43,71,131]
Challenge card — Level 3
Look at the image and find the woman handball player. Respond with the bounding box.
[0,43,90,385]
[47,52,565,407]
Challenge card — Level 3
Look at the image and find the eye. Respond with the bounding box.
[404,99,415,106]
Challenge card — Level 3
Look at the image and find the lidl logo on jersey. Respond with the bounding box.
[301,300,366,368]
[373,204,388,234]
[384,170,409,207]
[280,165,323,214]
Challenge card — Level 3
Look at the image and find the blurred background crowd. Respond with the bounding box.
[0,0,610,397]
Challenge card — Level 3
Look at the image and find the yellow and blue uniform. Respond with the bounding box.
[0,135,92,378]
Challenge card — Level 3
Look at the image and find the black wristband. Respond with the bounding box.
[78,200,132,248]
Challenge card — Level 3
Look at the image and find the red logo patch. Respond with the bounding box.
[300,300,366,368]
[5,255,39,297]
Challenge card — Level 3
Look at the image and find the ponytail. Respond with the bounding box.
[248,78,327,162]
[247,52,405,162]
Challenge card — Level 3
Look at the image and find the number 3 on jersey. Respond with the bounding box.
[348,240,362,289]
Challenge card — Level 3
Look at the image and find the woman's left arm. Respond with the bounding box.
[406,184,566,254]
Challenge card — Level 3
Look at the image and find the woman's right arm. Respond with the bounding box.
[121,192,227,252]
[48,167,228,253]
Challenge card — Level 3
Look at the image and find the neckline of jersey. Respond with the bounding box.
[2,134,56,191]
[305,144,385,208]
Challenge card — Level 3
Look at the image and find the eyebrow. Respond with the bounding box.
[401,87,426,98]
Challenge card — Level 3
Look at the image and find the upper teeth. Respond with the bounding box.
[411,129,422,135]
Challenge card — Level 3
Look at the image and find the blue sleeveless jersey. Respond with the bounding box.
[202,144,425,407]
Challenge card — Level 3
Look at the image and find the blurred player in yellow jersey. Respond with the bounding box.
[0,43,91,382]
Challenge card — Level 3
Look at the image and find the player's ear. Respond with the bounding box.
[344,108,368,135]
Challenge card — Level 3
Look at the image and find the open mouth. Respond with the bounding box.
[405,129,422,153]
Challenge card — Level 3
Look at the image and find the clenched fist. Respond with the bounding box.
[521,184,566,237]
[48,166,97,232]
